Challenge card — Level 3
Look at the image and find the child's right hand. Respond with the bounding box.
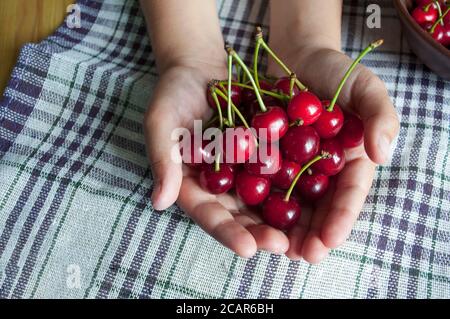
[144,61,290,258]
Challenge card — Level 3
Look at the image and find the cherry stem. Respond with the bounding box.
[226,44,267,113]
[284,152,329,201]
[431,7,450,32]
[214,88,259,147]
[227,53,234,127]
[209,84,224,130]
[214,151,221,172]
[255,26,307,91]
[288,119,304,127]
[220,81,289,101]
[327,39,384,112]
[235,60,241,83]
[424,2,434,11]
[253,32,262,91]
[215,89,248,128]
[289,73,296,99]
[205,114,219,128]
[435,1,444,25]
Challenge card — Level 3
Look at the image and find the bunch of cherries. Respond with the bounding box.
[181,27,383,230]
[411,0,450,47]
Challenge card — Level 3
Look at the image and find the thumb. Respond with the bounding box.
[144,106,183,211]
[351,74,400,164]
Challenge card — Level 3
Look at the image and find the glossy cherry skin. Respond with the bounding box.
[241,80,273,106]
[240,96,279,124]
[273,76,300,97]
[280,125,320,164]
[296,172,329,201]
[199,165,234,194]
[441,23,450,46]
[235,170,271,205]
[222,127,257,164]
[272,160,301,190]
[313,101,344,139]
[252,106,289,142]
[245,143,282,177]
[429,23,446,44]
[286,91,322,125]
[313,139,345,176]
[181,134,214,168]
[337,114,364,148]
[411,4,438,27]
[207,84,241,110]
[262,192,301,230]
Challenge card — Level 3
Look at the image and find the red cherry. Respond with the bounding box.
[272,160,301,190]
[313,101,344,139]
[280,126,320,164]
[199,165,234,194]
[313,139,345,176]
[235,170,271,205]
[241,80,273,106]
[296,172,329,201]
[180,134,214,168]
[337,114,364,148]
[222,127,257,164]
[441,23,450,46]
[207,84,241,109]
[251,106,289,142]
[411,4,438,27]
[286,91,323,125]
[444,13,450,25]
[245,143,281,177]
[429,23,446,44]
[262,192,301,230]
[273,76,300,97]
[240,96,279,124]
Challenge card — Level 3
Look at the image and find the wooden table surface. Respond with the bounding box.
[0,0,74,95]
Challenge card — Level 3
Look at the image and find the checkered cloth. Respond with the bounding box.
[0,0,448,299]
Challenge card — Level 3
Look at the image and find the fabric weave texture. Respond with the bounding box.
[0,0,448,298]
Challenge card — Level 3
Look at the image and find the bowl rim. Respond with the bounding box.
[393,0,450,59]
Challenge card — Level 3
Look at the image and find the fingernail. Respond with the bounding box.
[378,134,391,163]
[151,183,162,209]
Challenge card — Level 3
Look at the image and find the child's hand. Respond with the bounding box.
[267,46,400,263]
[144,61,290,258]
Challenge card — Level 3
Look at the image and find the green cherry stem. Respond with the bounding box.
[253,31,262,90]
[431,7,450,33]
[289,73,296,99]
[435,1,444,25]
[220,81,289,101]
[284,152,329,202]
[327,39,384,112]
[227,53,234,127]
[225,44,267,113]
[209,84,224,130]
[214,151,221,172]
[214,88,259,147]
[255,26,307,91]
[215,89,249,129]
[205,114,219,128]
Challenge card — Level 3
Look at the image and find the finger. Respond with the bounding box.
[144,106,183,211]
[230,206,289,255]
[177,178,257,258]
[320,158,376,249]
[247,224,289,254]
[285,205,312,260]
[301,183,335,264]
[350,70,400,164]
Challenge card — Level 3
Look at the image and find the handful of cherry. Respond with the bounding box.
[411,0,450,48]
[181,27,382,231]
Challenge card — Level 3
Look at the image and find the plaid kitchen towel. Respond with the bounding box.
[0,0,449,299]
